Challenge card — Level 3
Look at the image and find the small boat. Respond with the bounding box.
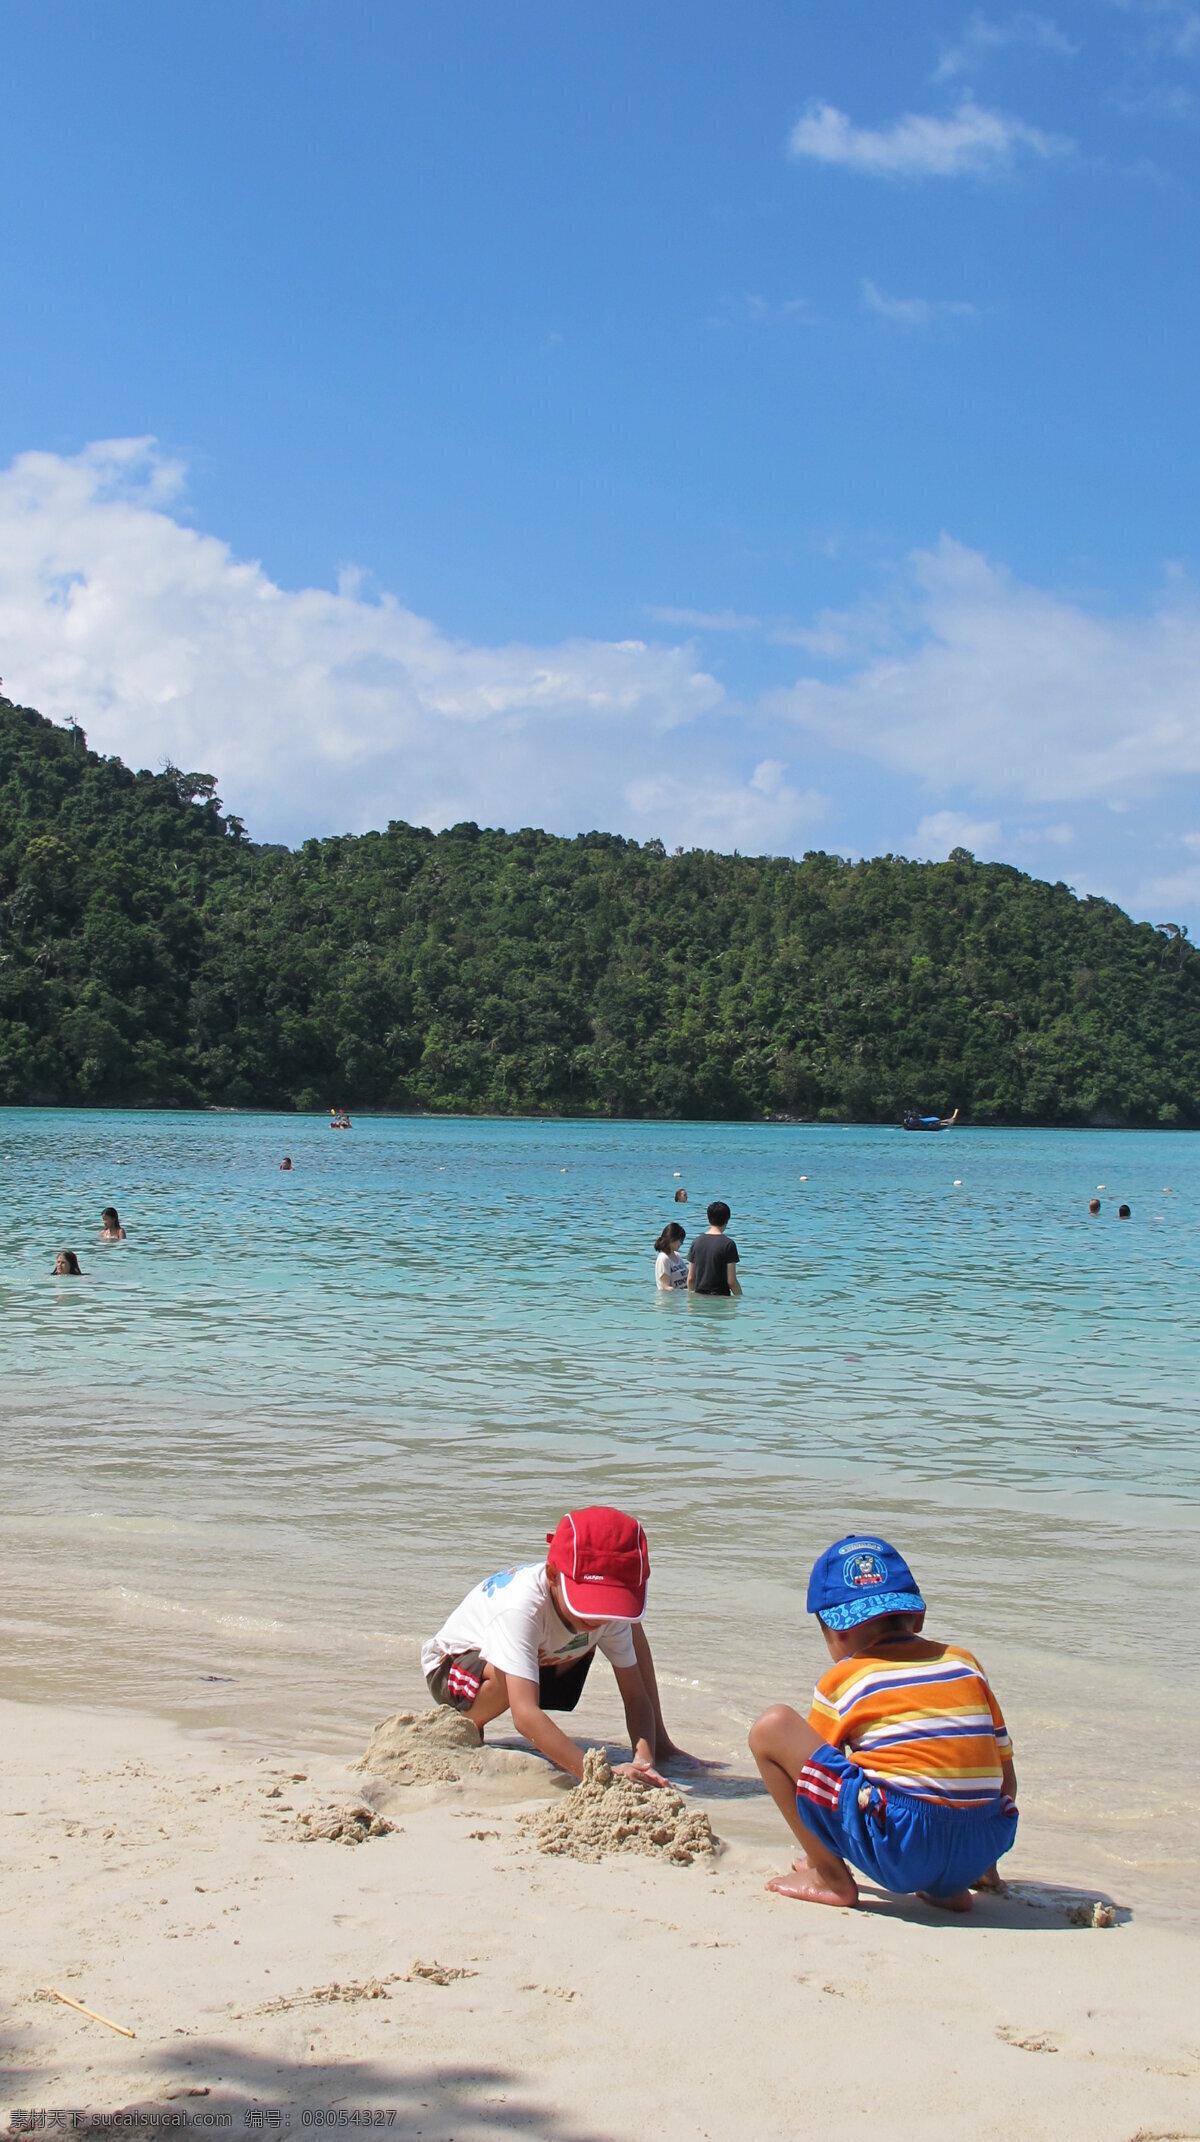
[902,1107,959,1132]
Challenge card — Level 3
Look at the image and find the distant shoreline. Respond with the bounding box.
[0,1099,1193,1130]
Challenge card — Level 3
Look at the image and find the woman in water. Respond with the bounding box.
[654,1221,689,1291]
[99,1206,126,1241]
[54,1250,84,1275]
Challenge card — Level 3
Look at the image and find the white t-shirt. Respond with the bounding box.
[655,1250,688,1290]
[421,1562,638,1685]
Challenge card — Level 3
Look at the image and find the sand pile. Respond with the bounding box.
[524,1749,718,1866]
[293,1802,395,1844]
[359,1708,485,1785]
[1067,1900,1117,1928]
[357,1707,545,1790]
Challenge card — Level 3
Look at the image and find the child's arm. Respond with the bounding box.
[611,1663,670,1784]
[506,1675,590,1780]
[981,1673,1017,1803]
[628,1624,721,1768]
[630,1624,671,1755]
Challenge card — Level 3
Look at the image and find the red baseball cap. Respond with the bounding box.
[545,1507,650,1621]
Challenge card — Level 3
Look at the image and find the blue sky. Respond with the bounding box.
[3,1,1200,924]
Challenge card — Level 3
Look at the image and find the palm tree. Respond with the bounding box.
[1155,922,1191,971]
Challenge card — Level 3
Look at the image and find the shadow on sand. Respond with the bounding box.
[843,1876,1132,1930]
[8,2045,613,2141]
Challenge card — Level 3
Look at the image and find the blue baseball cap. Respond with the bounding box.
[807,1533,925,1631]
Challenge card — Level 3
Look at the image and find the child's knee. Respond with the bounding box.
[748,1703,798,1758]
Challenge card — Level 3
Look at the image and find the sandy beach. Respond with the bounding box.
[4,1697,1199,2141]
[5,1118,1200,2137]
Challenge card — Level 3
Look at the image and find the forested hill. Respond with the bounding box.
[1,695,1198,1124]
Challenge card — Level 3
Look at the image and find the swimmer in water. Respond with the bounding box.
[54,1250,83,1275]
[674,1186,688,1204]
[1088,1198,1100,1215]
[654,1221,689,1291]
[279,1157,293,1171]
[99,1206,126,1241]
[1119,1204,1131,1219]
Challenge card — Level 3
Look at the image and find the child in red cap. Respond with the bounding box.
[421,1506,686,1783]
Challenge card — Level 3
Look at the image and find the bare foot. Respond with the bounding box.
[766,1866,859,1908]
[972,1866,1005,1894]
[918,1888,973,1913]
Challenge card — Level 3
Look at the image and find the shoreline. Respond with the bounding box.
[3,1101,1197,1130]
[3,1694,1199,2138]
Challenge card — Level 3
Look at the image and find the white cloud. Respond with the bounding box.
[1135,862,1200,915]
[935,12,1080,81]
[8,440,1200,923]
[0,439,747,848]
[787,97,1070,178]
[624,760,826,853]
[861,279,976,326]
[1106,0,1200,59]
[1142,833,1200,912]
[773,536,1200,805]
[914,808,1003,858]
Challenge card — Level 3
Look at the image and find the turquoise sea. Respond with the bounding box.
[2,1111,1198,1914]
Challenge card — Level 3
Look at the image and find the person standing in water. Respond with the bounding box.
[654,1222,689,1290]
[688,1201,741,1296]
[98,1206,126,1241]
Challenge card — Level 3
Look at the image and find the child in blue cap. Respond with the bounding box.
[748,1532,1018,1912]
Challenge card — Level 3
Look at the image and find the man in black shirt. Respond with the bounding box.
[687,1200,741,1296]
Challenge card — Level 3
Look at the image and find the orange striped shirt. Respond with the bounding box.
[808,1639,1013,1807]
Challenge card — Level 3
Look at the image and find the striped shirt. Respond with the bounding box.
[808,1640,1013,1807]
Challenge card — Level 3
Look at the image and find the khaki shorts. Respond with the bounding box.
[426,1648,486,1712]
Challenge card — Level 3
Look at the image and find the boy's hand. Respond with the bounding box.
[614,1758,671,1789]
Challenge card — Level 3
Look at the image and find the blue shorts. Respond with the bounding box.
[795,1744,1018,1901]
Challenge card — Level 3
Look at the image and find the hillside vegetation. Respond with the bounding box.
[1,696,1197,1124]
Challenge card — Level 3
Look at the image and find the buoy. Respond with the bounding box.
[799,1175,808,1182]
[1098,1184,1105,1191]
[673,1171,682,1177]
[561,1167,567,1173]
[953,1178,962,1186]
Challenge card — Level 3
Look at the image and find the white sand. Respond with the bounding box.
[3,1697,1199,2141]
